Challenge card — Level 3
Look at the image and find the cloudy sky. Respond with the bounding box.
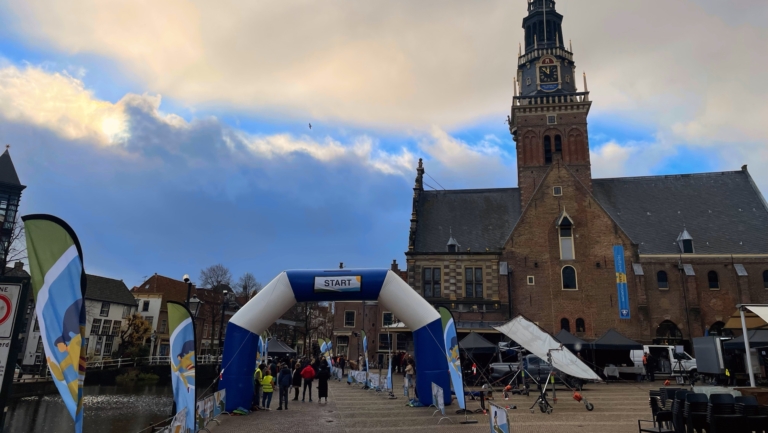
[1,0,766,288]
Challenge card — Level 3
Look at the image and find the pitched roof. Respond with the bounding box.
[85,274,136,305]
[132,274,194,310]
[0,150,22,187]
[413,188,521,253]
[592,170,768,254]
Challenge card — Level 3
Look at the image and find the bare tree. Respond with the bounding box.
[118,314,152,358]
[199,264,232,289]
[236,272,262,299]
[0,215,26,275]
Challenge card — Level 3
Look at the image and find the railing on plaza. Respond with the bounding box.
[85,355,222,370]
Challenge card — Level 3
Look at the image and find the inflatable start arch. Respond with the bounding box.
[219,269,451,410]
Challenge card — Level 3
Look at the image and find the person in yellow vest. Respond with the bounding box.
[261,367,275,410]
[253,364,265,411]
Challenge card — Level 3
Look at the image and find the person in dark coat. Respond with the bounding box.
[339,355,346,376]
[291,362,303,401]
[277,363,292,410]
[316,360,331,403]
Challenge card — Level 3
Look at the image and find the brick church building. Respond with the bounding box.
[403,0,768,349]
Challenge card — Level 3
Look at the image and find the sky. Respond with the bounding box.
[0,0,766,289]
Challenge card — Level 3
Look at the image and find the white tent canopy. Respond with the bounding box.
[494,316,601,381]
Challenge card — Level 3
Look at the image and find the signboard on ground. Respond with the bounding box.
[0,284,21,389]
[431,382,445,416]
[489,403,509,433]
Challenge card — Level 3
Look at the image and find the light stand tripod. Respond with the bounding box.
[528,348,594,414]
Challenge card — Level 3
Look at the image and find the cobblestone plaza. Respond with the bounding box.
[208,375,655,433]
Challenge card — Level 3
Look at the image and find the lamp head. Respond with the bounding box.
[183,274,190,283]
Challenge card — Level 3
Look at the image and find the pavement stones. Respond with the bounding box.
[208,374,659,432]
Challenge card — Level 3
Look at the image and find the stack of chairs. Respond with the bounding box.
[683,393,708,433]
[671,390,692,432]
[735,395,768,433]
[639,389,673,432]
[661,388,681,411]
[707,393,747,433]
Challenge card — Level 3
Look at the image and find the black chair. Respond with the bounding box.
[684,393,709,433]
[672,390,691,432]
[735,395,768,433]
[707,393,747,433]
[661,388,681,410]
[650,394,673,429]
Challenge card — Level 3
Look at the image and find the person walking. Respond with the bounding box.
[261,366,275,410]
[277,363,292,410]
[301,362,316,402]
[317,360,331,403]
[291,362,302,401]
[339,355,346,376]
[405,358,415,398]
[253,363,265,411]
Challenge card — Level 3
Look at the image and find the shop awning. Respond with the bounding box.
[724,306,768,330]
[724,330,768,349]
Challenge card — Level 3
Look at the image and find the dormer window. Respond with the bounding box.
[557,212,575,260]
[446,233,459,253]
[677,228,694,254]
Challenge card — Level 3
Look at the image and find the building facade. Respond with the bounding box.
[132,274,239,357]
[22,274,137,366]
[405,0,768,349]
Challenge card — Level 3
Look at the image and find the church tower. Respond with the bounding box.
[510,0,592,205]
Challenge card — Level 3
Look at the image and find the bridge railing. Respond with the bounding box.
[85,355,222,369]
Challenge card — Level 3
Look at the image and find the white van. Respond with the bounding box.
[630,345,697,376]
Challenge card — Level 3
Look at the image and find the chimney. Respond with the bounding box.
[13,261,23,271]
[391,260,400,272]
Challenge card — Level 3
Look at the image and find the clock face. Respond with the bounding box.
[539,66,559,84]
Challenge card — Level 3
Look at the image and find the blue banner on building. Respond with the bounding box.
[613,245,630,319]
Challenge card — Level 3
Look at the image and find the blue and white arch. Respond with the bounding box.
[219,269,450,410]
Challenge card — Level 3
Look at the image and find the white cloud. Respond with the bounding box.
[0,63,504,183]
[590,140,671,179]
[4,0,768,143]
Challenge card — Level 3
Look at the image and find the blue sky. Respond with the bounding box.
[0,0,766,288]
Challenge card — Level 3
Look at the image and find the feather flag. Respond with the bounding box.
[23,215,87,433]
[438,307,466,410]
[361,330,368,371]
[325,338,334,366]
[168,301,197,433]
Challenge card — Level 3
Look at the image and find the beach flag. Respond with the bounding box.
[23,215,87,433]
[439,307,466,410]
[168,301,197,433]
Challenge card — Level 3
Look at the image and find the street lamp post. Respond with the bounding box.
[219,290,228,357]
[183,274,193,310]
[150,331,157,363]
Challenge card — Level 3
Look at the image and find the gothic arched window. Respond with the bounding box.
[657,271,669,290]
[708,271,720,290]
[656,320,683,344]
[575,318,585,333]
[708,321,733,337]
[560,318,570,332]
[544,136,553,164]
[562,266,577,290]
[555,135,562,153]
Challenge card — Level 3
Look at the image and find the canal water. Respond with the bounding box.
[6,384,174,433]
